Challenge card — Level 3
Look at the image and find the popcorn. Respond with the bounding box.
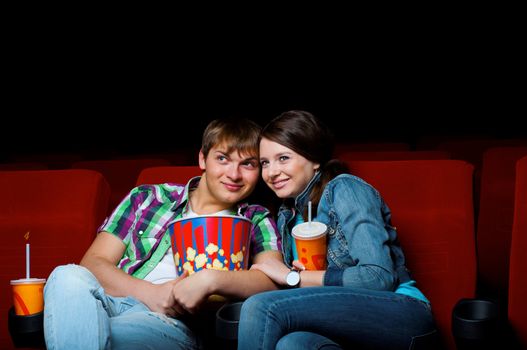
[212,258,224,270]
[174,252,180,266]
[231,251,244,264]
[195,254,207,269]
[169,216,252,274]
[183,262,194,274]
[206,243,219,255]
[186,247,196,261]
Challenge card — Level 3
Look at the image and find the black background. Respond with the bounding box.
[2,23,524,160]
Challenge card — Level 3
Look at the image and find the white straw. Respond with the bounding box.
[308,201,312,226]
[26,243,30,279]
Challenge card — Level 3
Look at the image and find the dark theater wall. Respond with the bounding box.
[2,42,524,161]
[3,82,522,159]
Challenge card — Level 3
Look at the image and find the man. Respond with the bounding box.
[43,118,282,350]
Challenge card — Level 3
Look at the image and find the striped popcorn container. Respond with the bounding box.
[168,215,252,275]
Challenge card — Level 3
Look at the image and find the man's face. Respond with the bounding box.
[199,144,260,206]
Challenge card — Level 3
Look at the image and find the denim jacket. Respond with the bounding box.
[277,171,411,291]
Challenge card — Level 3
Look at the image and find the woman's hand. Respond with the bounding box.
[292,260,306,271]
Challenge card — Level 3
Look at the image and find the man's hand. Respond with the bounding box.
[170,251,285,313]
[250,258,292,286]
[171,269,217,314]
[139,271,188,317]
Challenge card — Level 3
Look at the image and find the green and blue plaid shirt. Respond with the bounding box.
[98,177,281,279]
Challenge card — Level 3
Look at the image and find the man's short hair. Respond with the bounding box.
[201,118,262,159]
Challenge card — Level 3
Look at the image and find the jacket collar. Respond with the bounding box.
[280,170,322,216]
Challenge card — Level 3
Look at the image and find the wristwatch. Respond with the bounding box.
[285,268,301,288]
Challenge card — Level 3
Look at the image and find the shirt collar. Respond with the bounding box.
[171,176,201,213]
[171,176,249,216]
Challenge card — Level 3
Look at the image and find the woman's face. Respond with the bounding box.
[259,137,320,199]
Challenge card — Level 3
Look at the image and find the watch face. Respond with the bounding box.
[286,270,300,287]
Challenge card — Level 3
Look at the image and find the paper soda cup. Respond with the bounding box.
[292,222,328,270]
[10,278,46,316]
[168,215,252,275]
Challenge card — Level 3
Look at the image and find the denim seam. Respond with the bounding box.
[44,270,57,349]
[267,290,422,309]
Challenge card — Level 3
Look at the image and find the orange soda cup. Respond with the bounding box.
[10,278,46,316]
[292,222,328,270]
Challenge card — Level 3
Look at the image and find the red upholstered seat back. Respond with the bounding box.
[136,166,202,186]
[508,156,527,347]
[435,138,527,214]
[347,160,476,350]
[477,147,527,302]
[436,138,527,163]
[72,158,171,212]
[0,169,110,348]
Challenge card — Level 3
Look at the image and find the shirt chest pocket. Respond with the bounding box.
[135,234,158,254]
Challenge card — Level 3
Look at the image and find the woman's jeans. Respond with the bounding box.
[43,264,200,350]
[238,287,437,350]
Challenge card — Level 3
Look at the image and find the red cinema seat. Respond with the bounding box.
[476,147,527,303]
[435,138,527,212]
[0,170,110,349]
[347,160,476,350]
[435,138,527,168]
[508,156,527,348]
[136,166,202,186]
[338,150,450,162]
[72,158,171,213]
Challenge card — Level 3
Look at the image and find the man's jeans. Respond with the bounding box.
[238,287,437,350]
[43,264,200,350]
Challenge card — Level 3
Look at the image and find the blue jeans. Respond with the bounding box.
[238,287,437,350]
[43,264,200,350]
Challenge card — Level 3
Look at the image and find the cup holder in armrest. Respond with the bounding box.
[8,306,45,348]
[452,298,499,349]
[215,301,243,340]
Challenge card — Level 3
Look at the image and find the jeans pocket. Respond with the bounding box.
[112,295,145,314]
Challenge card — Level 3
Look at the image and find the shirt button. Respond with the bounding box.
[138,230,144,235]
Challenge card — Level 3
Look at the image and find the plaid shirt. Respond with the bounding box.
[98,177,281,279]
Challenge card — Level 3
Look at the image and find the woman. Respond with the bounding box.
[237,111,437,350]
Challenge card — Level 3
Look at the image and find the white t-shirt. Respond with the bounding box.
[143,205,234,284]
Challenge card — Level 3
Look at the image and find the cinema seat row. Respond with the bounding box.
[1,154,526,348]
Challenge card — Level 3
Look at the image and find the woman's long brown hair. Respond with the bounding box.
[260,110,348,215]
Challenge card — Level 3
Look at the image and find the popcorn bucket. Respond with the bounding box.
[168,215,252,275]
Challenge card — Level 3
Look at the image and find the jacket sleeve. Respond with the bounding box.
[321,176,396,290]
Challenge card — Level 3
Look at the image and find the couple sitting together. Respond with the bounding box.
[44,110,436,350]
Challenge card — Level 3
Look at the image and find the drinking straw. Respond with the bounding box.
[26,243,30,279]
[308,201,312,226]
